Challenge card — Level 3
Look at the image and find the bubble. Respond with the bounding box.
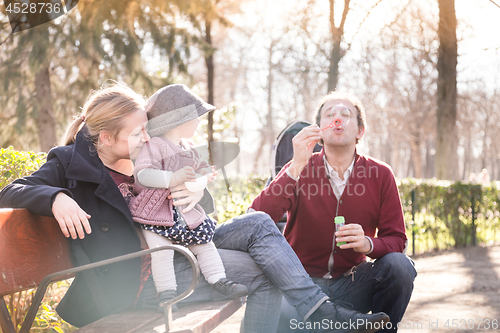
[321,104,352,131]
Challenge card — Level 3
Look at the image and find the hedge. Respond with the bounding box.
[209,176,500,254]
[1,147,499,254]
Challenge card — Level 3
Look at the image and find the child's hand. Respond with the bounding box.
[206,166,217,183]
[171,166,196,187]
[199,166,217,183]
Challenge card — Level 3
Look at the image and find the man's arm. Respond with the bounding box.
[250,162,297,222]
[250,125,321,222]
[287,125,322,178]
[334,165,407,257]
[368,169,407,258]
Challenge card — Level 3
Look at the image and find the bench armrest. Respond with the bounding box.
[19,245,200,333]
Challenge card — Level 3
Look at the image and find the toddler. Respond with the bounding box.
[129,84,247,310]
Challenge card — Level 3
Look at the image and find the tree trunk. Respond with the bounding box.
[481,114,489,170]
[328,34,342,92]
[409,135,423,179]
[265,42,275,155]
[327,0,350,93]
[425,139,435,178]
[34,64,56,152]
[254,41,276,173]
[205,19,215,163]
[436,0,458,180]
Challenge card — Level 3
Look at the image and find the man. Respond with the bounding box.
[250,91,417,332]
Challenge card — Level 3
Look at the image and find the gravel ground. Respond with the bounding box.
[212,244,500,333]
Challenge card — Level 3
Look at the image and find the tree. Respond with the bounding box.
[0,0,203,152]
[436,0,458,180]
[338,0,439,179]
[327,0,351,92]
[183,0,239,162]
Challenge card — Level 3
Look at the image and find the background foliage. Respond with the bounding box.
[2,0,499,180]
[210,175,500,254]
[399,178,500,254]
[0,147,46,188]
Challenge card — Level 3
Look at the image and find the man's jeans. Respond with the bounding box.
[150,212,328,333]
[278,253,417,333]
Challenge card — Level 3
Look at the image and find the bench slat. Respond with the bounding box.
[72,309,163,333]
[0,209,72,296]
[74,298,244,333]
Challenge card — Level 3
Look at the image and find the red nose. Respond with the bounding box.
[334,119,342,127]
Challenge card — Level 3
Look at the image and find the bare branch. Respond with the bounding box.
[489,0,500,9]
[338,0,351,34]
[347,0,384,48]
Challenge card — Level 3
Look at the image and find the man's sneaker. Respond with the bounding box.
[309,300,390,333]
[211,278,248,301]
[157,290,178,313]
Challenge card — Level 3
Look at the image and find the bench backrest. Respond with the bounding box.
[0,208,73,296]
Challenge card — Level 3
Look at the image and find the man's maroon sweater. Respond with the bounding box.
[250,149,407,278]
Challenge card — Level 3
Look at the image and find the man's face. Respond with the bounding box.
[319,98,364,147]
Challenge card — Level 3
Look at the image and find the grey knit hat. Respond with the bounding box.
[146,84,216,137]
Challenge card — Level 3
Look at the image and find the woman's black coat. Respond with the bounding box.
[0,128,214,327]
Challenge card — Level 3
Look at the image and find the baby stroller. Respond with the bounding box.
[268,120,322,232]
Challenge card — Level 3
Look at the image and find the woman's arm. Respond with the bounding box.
[0,155,91,239]
[0,156,70,215]
[168,184,215,214]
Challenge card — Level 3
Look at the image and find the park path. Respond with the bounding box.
[212,244,500,333]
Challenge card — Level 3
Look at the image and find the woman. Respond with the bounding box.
[0,83,385,333]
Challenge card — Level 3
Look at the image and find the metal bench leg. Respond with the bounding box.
[163,304,173,332]
[0,297,16,333]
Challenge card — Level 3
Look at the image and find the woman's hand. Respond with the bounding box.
[52,192,92,239]
[168,183,204,213]
[335,223,371,253]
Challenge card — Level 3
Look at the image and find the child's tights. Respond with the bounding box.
[141,228,226,292]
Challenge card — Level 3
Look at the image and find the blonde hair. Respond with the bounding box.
[60,83,146,147]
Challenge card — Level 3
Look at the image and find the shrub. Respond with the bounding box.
[208,174,268,222]
[399,178,500,253]
[0,146,46,190]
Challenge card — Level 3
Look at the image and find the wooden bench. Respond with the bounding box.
[0,208,244,333]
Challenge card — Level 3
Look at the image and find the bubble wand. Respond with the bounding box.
[320,118,344,131]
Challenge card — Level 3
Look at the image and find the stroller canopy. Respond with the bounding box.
[270,120,322,179]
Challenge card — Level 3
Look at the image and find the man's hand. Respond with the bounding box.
[288,125,321,178]
[335,223,371,253]
[168,183,204,213]
[52,192,92,239]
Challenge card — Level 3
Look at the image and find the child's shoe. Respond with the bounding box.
[211,278,248,301]
[157,290,178,313]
